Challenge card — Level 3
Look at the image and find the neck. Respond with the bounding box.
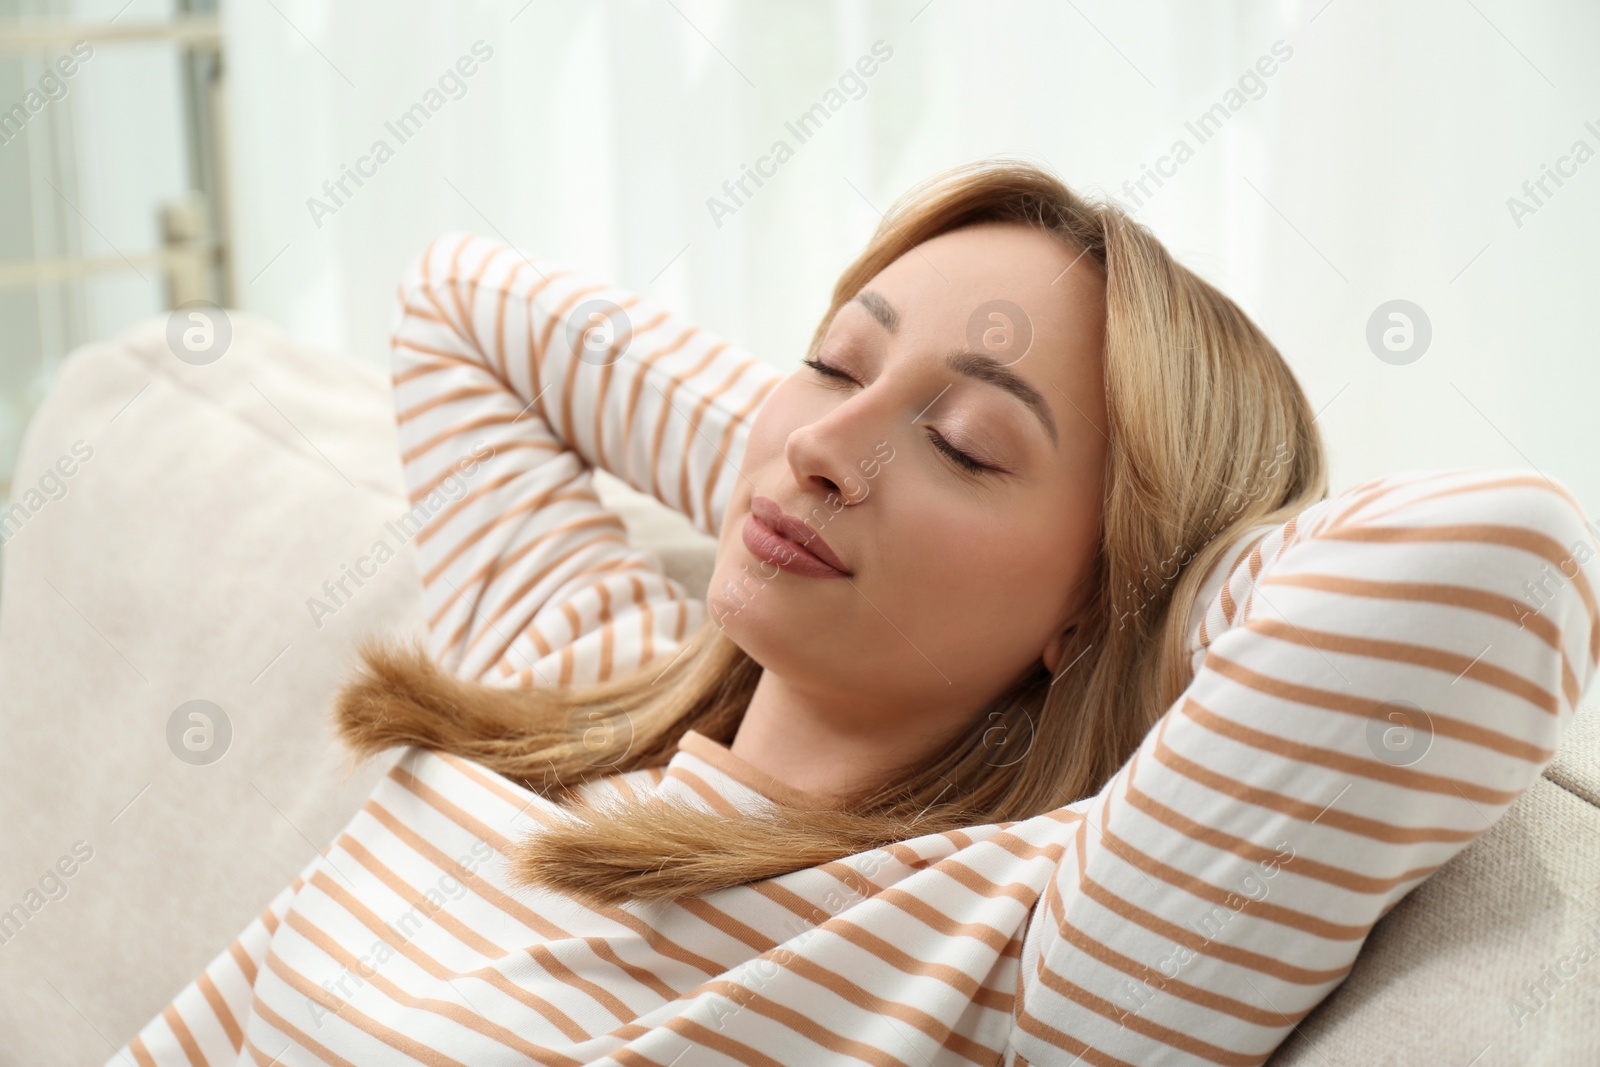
[727,669,965,804]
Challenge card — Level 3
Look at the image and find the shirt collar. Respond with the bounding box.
[661,729,839,814]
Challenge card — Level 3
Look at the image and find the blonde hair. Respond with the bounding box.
[335,157,1329,908]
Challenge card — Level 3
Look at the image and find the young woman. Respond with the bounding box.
[113,159,1598,1066]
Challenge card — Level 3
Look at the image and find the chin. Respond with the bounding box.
[704,553,772,629]
[702,595,799,677]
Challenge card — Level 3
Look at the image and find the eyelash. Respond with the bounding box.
[800,355,994,475]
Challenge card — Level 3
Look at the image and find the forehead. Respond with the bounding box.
[842,222,1104,354]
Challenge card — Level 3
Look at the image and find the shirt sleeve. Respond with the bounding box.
[1011,466,1600,1065]
[387,232,785,685]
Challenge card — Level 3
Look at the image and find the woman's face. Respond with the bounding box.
[709,221,1108,728]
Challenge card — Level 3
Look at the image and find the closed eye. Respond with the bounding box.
[800,355,997,475]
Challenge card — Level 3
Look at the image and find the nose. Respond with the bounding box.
[783,388,890,506]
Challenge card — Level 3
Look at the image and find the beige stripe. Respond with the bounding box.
[389,761,728,978]
[1212,530,1272,633]
[420,485,599,587]
[486,256,525,382]
[629,575,654,666]
[745,878,827,924]
[1126,748,1452,895]
[432,525,629,648]
[1325,474,1411,531]
[643,340,720,505]
[390,341,508,387]
[263,948,487,1067]
[668,354,755,529]
[1357,471,1553,527]
[1203,644,1554,757]
[414,235,464,335]
[660,1016,789,1067]
[411,467,547,542]
[593,306,667,470]
[610,1047,678,1067]
[458,236,498,360]
[1321,515,1600,666]
[1221,535,1262,629]
[697,370,783,534]
[195,972,243,1053]
[127,1036,160,1067]
[1184,696,1523,805]
[608,1049,679,1067]
[332,834,593,1042]
[592,908,989,1064]
[1067,814,1352,985]
[824,915,1014,1012]
[295,874,589,1058]
[676,730,837,810]
[867,887,1014,955]
[424,496,623,621]
[446,235,482,357]
[1025,942,1263,1067]
[929,845,1058,907]
[159,1003,206,1067]
[687,980,918,1067]
[243,1039,281,1065]
[429,757,907,1033]
[1241,613,1561,717]
[395,382,503,427]
[771,952,1002,1065]
[227,939,259,987]
[674,894,774,952]
[447,526,632,656]
[577,299,652,467]
[596,582,615,681]
[1262,570,1582,706]
[663,764,744,817]
[361,796,676,1008]
[395,290,450,324]
[1150,714,1474,843]
[471,556,656,676]
[399,409,520,466]
[247,995,362,1067]
[1042,874,1285,1027]
[408,438,547,502]
[610,769,641,805]
[969,829,1067,871]
[534,283,611,396]
[1099,757,1407,938]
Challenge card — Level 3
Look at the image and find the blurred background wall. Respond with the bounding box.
[3,0,1598,586]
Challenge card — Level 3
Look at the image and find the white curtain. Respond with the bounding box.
[221,0,1600,503]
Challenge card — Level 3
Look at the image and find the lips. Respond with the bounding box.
[749,496,853,575]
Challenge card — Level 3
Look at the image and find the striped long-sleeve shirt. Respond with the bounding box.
[109,231,1600,1067]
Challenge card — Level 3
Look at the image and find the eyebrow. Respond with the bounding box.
[849,289,1059,449]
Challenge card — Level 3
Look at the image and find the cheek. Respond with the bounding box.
[884,492,1088,644]
[886,501,1041,605]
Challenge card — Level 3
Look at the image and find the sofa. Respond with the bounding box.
[0,310,1595,1066]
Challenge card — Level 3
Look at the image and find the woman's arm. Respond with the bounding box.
[389,232,785,682]
[1012,467,1599,1065]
